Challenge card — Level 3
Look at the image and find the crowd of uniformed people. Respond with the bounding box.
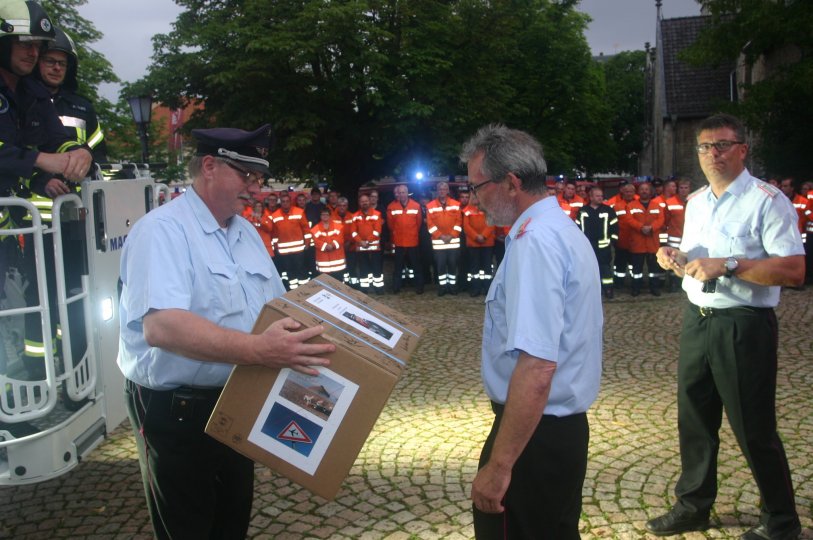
[239,172,813,298]
[240,181,508,296]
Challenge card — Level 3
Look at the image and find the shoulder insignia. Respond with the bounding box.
[756,180,779,198]
[686,185,708,201]
[515,217,532,239]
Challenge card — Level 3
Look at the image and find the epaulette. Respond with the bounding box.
[686,185,708,201]
[755,180,779,198]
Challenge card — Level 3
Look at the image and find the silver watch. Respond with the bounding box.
[724,257,739,278]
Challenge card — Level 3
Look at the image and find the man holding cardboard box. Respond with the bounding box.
[117,124,335,539]
[460,125,603,540]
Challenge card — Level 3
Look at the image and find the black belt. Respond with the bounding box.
[490,400,585,421]
[690,303,772,318]
[126,379,223,422]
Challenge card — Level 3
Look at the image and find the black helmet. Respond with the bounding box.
[0,1,56,41]
[41,26,77,90]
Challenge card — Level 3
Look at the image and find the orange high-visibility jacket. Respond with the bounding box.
[557,196,574,219]
[387,198,422,248]
[462,205,495,247]
[664,196,686,248]
[609,198,633,250]
[426,197,462,250]
[650,195,670,244]
[622,199,665,254]
[790,194,807,234]
[331,210,355,251]
[247,209,274,258]
[557,194,584,220]
[352,209,383,251]
[271,207,310,254]
[311,221,346,273]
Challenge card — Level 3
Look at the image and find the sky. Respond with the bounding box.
[77,0,703,102]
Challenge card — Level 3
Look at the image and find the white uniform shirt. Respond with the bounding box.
[681,169,804,308]
[481,196,603,416]
[117,187,284,390]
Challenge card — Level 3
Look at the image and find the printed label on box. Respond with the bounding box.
[247,367,359,475]
[306,289,403,348]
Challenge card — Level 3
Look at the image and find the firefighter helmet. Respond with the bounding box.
[0,1,56,41]
[40,26,77,90]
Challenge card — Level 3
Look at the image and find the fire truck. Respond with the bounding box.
[0,166,169,485]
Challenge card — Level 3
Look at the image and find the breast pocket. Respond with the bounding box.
[718,221,752,256]
[206,262,245,317]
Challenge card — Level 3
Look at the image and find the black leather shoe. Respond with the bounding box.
[645,509,709,536]
[740,523,801,540]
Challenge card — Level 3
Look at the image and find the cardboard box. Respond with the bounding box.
[205,274,423,500]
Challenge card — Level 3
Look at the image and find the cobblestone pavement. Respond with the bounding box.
[1,286,811,539]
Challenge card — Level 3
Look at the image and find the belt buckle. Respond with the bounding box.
[699,306,713,317]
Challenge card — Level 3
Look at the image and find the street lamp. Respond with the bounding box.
[127,95,153,163]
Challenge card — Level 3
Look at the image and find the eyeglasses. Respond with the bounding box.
[41,57,68,69]
[695,140,744,154]
[221,160,264,186]
[468,179,494,193]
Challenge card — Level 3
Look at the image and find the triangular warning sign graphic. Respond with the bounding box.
[277,420,313,444]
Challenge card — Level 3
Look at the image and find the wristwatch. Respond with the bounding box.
[724,257,739,278]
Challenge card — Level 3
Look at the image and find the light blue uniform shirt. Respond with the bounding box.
[681,169,804,309]
[117,187,285,390]
[482,196,603,416]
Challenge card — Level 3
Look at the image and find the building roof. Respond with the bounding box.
[659,15,733,118]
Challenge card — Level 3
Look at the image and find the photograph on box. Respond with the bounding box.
[305,289,402,348]
[248,367,358,474]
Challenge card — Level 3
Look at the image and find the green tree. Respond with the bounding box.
[600,50,646,174]
[144,0,611,190]
[682,0,813,178]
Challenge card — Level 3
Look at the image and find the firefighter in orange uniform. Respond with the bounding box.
[462,191,495,296]
[271,193,311,289]
[663,178,691,292]
[248,200,274,259]
[610,182,636,290]
[352,193,384,293]
[622,181,664,296]
[426,181,463,295]
[557,180,584,220]
[332,196,356,286]
[387,184,424,294]
[651,178,677,246]
[311,208,346,278]
[780,178,808,242]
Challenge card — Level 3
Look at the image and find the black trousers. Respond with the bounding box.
[473,403,588,540]
[673,305,800,535]
[125,380,255,540]
[274,251,307,289]
[392,246,423,291]
[804,237,813,284]
[356,250,383,289]
[592,244,613,289]
[432,247,460,288]
[613,247,631,287]
[467,246,493,290]
[630,252,661,292]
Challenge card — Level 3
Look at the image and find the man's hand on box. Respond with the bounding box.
[256,318,335,375]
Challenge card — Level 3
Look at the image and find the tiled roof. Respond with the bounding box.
[659,15,733,118]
